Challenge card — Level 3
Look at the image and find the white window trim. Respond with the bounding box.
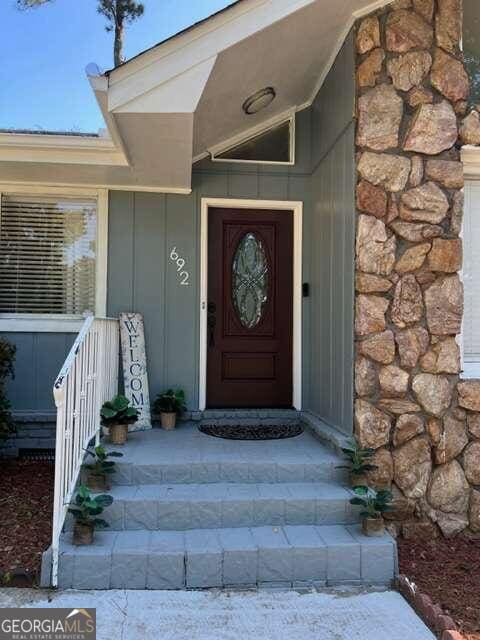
[199,197,303,411]
[0,183,108,333]
[459,160,480,378]
[461,362,480,379]
[208,113,296,166]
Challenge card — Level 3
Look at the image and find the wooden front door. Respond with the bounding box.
[207,208,293,408]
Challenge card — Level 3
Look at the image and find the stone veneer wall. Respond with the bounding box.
[354,0,480,537]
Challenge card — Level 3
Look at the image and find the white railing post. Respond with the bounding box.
[50,316,119,587]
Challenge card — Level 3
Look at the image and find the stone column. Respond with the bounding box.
[354,0,480,536]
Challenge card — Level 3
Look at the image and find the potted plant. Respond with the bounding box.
[153,389,186,430]
[68,485,113,545]
[100,394,139,445]
[337,438,378,487]
[350,486,393,537]
[81,444,123,491]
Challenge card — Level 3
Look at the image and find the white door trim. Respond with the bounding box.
[199,197,303,411]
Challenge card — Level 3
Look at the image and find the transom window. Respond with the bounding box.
[210,117,295,165]
[0,187,107,331]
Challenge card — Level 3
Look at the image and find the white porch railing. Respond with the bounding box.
[51,316,119,587]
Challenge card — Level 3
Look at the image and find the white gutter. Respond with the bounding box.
[0,130,128,166]
[86,67,132,166]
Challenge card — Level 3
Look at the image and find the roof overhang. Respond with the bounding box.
[0,0,394,193]
[0,130,128,166]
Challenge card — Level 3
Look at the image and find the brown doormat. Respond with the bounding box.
[198,423,303,440]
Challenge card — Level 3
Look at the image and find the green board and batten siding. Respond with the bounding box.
[0,333,74,419]
[107,106,313,411]
[309,30,356,432]
[1,31,355,435]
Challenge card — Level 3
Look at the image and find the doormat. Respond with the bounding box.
[198,423,303,440]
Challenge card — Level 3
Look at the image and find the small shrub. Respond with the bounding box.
[0,340,15,381]
[0,339,16,441]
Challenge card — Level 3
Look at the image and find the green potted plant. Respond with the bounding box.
[81,444,123,491]
[153,389,186,430]
[100,394,139,445]
[68,485,113,545]
[350,486,393,537]
[338,438,377,487]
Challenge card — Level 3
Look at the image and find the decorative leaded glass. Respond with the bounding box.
[232,232,269,329]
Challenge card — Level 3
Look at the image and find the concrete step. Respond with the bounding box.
[198,409,300,426]
[183,409,302,422]
[106,426,347,486]
[110,452,346,486]
[71,482,358,531]
[112,459,347,485]
[57,524,397,590]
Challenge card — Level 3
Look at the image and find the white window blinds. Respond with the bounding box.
[463,182,480,363]
[0,195,97,315]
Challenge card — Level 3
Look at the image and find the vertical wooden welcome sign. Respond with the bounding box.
[119,312,151,430]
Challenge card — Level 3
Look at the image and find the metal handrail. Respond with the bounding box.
[50,316,119,586]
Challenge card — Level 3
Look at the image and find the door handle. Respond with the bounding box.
[207,302,216,347]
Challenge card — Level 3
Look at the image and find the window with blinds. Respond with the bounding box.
[0,195,97,315]
[463,182,480,366]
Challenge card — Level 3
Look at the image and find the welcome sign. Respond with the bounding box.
[119,312,151,430]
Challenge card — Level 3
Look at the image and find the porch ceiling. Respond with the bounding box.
[0,0,392,192]
[193,0,367,158]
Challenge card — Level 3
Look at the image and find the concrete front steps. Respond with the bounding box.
[57,525,397,590]
[109,425,345,486]
[66,482,359,531]
[54,425,398,590]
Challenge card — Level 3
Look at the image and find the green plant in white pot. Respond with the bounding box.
[153,389,186,430]
[350,486,393,537]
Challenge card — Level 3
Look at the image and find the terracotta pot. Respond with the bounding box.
[86,472,109,492]
[109,423,128,445]
[362,517,385,537]
[161,412,177,430]
[73,521,94,545]
[350,472,367,488]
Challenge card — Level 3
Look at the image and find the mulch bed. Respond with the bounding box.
[398,535,480,637]
[0,459,54,586]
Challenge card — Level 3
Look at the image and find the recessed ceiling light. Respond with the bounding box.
[242,87,276,115]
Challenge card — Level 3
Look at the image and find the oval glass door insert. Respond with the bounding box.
[232,232,269,329]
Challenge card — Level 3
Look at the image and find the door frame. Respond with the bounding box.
[199,197,303,411]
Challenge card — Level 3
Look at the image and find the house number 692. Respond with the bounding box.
[170,247,190,286]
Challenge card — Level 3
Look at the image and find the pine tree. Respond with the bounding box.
[17,0,145,67]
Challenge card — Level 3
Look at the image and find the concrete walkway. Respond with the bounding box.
[0,587,435,640]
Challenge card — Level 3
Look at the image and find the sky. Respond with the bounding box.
[0,0,235,133]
